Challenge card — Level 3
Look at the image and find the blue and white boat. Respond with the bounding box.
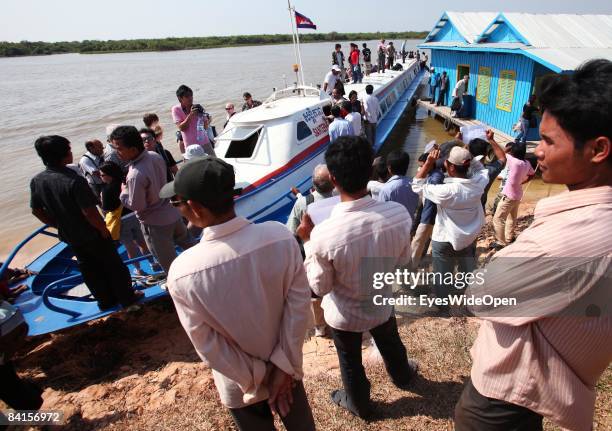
[3,60,425,336]
[225,61,425,222]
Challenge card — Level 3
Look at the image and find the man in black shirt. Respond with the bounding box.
[361,43,372,77]
[516,94,538,144]
[30,135,141,310]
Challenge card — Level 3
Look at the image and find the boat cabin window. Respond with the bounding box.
[296,121,312,141]
[380,100,388,115]
[217,125,263,158]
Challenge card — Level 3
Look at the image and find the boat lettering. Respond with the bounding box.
[303,107,323,125]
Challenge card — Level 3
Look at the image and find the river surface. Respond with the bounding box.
[0,40,562,262]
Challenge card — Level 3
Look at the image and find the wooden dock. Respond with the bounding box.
[417,99,538,152]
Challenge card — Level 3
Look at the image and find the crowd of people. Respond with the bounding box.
[1,57,609,431]
[323,40,431,150]
[330,40,427,82]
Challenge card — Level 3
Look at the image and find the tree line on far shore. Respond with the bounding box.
[0,31,428,57]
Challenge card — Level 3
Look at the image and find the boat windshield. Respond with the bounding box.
[216,124,262,141]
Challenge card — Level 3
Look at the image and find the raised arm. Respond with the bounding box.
[486,129,507,166]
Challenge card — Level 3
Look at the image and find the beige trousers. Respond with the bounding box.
[411,223,434,268]
[311,298,326,329]
[493,195,520,245]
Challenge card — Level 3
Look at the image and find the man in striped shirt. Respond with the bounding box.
[298,136,418,419]
[455,59,612,431]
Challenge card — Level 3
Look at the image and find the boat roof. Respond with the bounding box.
[231,87,327,123]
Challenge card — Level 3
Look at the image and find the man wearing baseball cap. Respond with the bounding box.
[323,64,342,95]
[160,157,315,430]
[412,145,489,314]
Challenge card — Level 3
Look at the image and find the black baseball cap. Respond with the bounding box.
[159,156,235,205]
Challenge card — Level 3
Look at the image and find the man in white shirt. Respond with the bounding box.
[451,75,469,116]
[323,65,341,95]
[412,146,488,313]
[79,139,105,198]
[161,157,315,430]
[286,164,334,337]
[342,101,362,136]
[328,105,354,143]
[298,136,418,419]
[362,84,380,146]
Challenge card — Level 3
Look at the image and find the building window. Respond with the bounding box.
[296,121,312,141]
[476,66,492,104]
[496,70,516,112]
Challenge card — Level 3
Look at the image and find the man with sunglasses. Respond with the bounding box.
[161,157,315,431]
[110,125,193,276]
[140,128,177,182]
[223,103,236,129]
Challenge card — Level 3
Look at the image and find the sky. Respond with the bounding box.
[1,0,611,42]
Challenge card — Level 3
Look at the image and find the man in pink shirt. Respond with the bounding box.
[491,142,534,247]
[161,157,314,430]
[455,59,612,431]
[171,85,215,156]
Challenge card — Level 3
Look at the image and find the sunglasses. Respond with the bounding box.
[142,136,154,142]
[170,199,187,207]
[169,198,187,207]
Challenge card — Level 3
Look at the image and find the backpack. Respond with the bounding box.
[79,154,100,180]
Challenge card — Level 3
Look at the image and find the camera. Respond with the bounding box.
[192,104,204,114]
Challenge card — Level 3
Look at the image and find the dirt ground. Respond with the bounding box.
[5,203,611,430]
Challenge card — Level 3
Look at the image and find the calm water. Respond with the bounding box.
[0,40,559,262]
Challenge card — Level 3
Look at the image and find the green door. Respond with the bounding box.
[457,64,470,81]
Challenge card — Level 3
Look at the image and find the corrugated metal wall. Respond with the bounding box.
[431,49,536,137]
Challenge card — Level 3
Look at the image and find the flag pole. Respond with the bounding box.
[293,7,306,86]
[287,0,301,86]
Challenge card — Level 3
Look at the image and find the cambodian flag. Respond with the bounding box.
[295,11,317,30]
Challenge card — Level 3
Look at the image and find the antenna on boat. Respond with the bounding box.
[287,0,305,86]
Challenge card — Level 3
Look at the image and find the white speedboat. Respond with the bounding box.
[217,59,425,223]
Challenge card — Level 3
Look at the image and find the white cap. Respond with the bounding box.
[331,65,341,72]
[184,145,206,160]
[424,140,437,154]
[447,146,472,166]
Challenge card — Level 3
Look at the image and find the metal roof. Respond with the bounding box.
[445,12,497,44]
[420,12,612,72]
[502,13,612,49]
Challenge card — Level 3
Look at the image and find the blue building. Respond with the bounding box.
[419,12,612,139]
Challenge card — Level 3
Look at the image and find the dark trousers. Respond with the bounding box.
[71,237,135,309]
[330,315,414,417]
[437,88,448,106]
[229,381,315,431]
[431,240,476,300]
[455,378,543,431]
[0,361,43,410]
[363,122,377,147]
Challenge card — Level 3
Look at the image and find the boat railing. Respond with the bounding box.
[265,86,324,103]
[40,252,161,319]
[0,225,58,281]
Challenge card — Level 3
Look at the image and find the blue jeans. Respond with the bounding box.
[352,64,362,83]
[431,240,476,301]
[430,85,438,102]
[515,118,530,143]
